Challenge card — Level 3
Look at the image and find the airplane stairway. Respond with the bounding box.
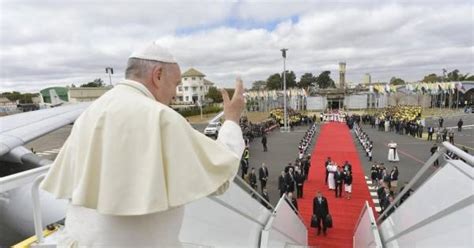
[353,141,473,248]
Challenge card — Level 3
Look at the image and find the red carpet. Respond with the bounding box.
[298,122,376,248]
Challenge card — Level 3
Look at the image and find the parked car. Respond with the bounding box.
[204,122,221,137]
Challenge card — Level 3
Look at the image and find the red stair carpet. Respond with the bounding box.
[297,122,376,248]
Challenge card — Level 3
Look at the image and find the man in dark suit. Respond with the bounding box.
[278,171,287,197]
[285,167,296,193]
[427,126,434,141]
[334,167,344,198]
[303,155,311,180]
[261,133,268,152]
[286,192,299,214]
[313,191,329,236]
[295,168,305,198]
[258,163,269,192]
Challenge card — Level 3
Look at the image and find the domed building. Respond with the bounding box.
[175,68,214,104]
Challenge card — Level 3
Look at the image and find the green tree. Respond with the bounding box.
[205,86,223,103]
[251,80,266,90]
[266,73,282,90]
[81,78,104,87]
[283,70,297,88]
[390,77,405,85]
[422,73,442,82]
[459,73,474,81]
[447,69,460,81]
[298,72,316,89]
[315,71,335,89]
[1,91,22,101]
[0,91,35,103]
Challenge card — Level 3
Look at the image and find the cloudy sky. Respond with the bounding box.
[0,0,472,92]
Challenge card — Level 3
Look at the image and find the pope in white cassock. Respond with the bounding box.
[387,141,400,162]
[40,42,246,247]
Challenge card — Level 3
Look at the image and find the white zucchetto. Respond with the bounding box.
[129,41,177,63]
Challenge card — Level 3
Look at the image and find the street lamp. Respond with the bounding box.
[281,48,289,132]
[105,67,114,86]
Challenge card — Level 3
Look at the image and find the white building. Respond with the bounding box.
[176,68,214,104]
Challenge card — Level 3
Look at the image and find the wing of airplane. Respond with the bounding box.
[0,102,91,158]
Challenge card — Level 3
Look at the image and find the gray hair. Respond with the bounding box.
[125,58,163,80]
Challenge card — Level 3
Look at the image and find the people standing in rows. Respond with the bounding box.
[387,140,399,162]
[261,132,268,152]
[344,171,353,199]
[278,171,287,197]
[334,166,344,198]
[258,163,269,192]
[312,191,330,236]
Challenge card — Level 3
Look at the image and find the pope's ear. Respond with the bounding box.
[152,64,163,83]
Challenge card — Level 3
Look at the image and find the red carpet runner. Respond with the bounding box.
[298,122,376,248]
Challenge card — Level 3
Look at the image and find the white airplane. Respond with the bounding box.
[0,105,307,247]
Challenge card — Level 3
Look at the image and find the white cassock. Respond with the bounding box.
[385,121,390,132]
[41,79,245,247]
[387,142,400,162]
[327,164,337,189]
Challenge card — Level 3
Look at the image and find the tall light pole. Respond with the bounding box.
[281,48,289,132]
[105,67,114,86]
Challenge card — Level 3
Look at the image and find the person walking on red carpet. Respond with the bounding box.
[312,191,330,236]
[324,157,331,185]
[344,171,353,199]
[326,162,337,190]
[334,167,344,198]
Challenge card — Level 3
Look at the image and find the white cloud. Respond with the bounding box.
[0,0,473,92]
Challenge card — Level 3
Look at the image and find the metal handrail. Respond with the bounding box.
[282,194,306,223]
[353,201,383,248]
[31,174,47,244]
[234,175,275,211]
[354,201,371,234]
[377,141,473,223]
[0,165,50,193]
[376,146,447,223]
[442,141,474,166]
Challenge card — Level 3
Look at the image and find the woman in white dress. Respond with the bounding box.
[387,141,400,162]
[327,163,337,190]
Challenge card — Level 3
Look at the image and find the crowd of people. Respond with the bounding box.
[353,122,406,215]
[324,158,353,199]
[239,120,318,211]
